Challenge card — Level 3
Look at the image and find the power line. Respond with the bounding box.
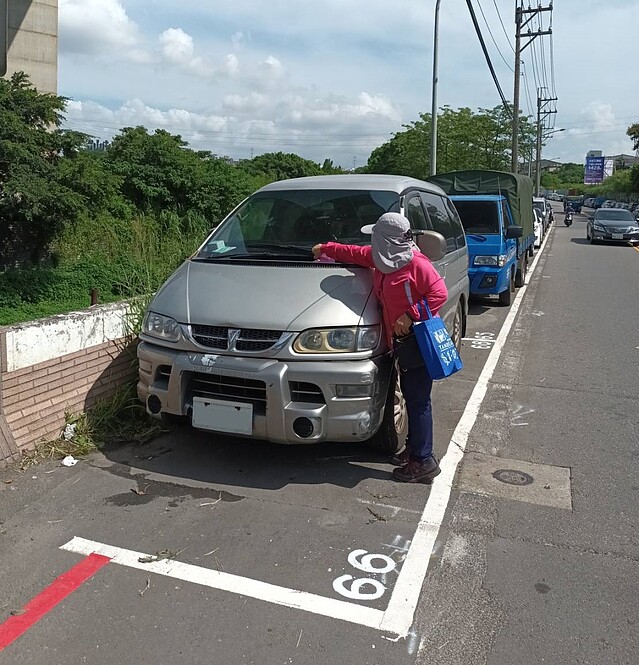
[475,0,514,72]
[492,0,515,53]
[465,0,512,116]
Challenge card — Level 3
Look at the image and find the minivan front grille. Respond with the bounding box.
[289,381,325,404]
[190,373,267,415]
[237,329,283,351]
[191,325,228,350]
[190,325,283,352]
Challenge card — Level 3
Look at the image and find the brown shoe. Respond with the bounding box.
[392,457,441,483]
[390,448,410,466]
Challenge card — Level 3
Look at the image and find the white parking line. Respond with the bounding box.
[61,537,385,630]
[60,231,551,637]
[378,230,551,636]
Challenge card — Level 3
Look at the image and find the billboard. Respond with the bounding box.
[584,156,605,184]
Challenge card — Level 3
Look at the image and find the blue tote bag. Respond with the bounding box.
[413,300,463,380]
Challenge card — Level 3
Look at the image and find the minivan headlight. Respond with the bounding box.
[294,326,380,354]
[143,312,181,342]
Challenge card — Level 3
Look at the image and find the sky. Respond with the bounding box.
[58,0,639,169]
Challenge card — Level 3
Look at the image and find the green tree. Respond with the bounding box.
[239,151,322,181]
[540,162,585,191]
[626,123,639,151]
[364,105,536,178]
[0,73,87,266]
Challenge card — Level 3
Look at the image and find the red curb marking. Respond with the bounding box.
[0,553,111,651]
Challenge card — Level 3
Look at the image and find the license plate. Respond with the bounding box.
[612,233,624,239]
[192,397,253,435]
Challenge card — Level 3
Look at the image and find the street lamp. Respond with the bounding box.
[429,0,442,176]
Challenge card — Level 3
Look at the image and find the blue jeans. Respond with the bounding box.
[399,364,434,462]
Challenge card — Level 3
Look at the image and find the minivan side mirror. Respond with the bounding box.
[415,230,447,261]
[505,225,523,239]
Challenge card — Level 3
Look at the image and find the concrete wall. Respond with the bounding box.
[0,303,138,467]
[5,0,58,93]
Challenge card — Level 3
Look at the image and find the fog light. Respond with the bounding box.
[335,384,373,398]
[293,417,314,438]
[147,395,162,414]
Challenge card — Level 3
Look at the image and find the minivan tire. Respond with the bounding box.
[367,367,408,454]
[451,300,464,352]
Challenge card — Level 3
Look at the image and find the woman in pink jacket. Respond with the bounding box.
[313,212,448,483]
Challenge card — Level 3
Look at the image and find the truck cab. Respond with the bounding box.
[449,195,523,306]
[428,170,536,307]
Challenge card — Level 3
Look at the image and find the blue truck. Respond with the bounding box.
[428,170,536,307]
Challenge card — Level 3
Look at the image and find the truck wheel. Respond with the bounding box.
[498,271,514,306]
[514,254,527,288]
[367,367,408,454]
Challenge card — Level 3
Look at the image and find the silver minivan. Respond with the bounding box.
[137,175,469,453]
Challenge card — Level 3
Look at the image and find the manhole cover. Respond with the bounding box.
[492,469,534,486]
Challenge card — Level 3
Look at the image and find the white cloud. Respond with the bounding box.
[59,0,145,60]
[159,28,194,66]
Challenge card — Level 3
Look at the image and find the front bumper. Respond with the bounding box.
[137,342,393,444]
[468,266,510,295]
[592,230,639,242]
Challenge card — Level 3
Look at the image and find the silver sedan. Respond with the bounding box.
[586,209,639,244]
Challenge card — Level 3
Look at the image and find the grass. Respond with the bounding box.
[7,211,208,464]
[20,382,164,469]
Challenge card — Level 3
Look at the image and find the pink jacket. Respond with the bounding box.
[320,243,448,345]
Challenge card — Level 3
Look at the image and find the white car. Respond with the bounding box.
[533,208,544,247]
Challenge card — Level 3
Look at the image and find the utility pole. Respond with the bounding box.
[511,1,553,174]
[535,90,557,196]
[430,0,442,176]
[0,0,8,77]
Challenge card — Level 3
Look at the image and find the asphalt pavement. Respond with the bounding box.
[1,205,637,665]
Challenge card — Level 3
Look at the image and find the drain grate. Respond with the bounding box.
[492,469,534,486]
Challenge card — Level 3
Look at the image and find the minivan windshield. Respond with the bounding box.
[452,200,500,234]
[196,189,400,260]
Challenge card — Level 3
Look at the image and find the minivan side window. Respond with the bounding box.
[406,195,431,231]
[443,197,467,249]
[420,192,456,254]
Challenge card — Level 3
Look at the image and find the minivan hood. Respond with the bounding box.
[150,260,375,330]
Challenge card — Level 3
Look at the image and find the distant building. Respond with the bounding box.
[1,0,58,94]
[608,154,639,170]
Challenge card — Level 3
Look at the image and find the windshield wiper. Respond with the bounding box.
[243,243,312,256]
[193,244,314,261]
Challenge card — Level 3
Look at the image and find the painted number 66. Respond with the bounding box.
[332,549,396,601]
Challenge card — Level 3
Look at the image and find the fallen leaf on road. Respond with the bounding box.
[138,548,187,564]
[10,609,26,616]
[131,488,147,496]
[3,480,12,484]
[138,577,151,597]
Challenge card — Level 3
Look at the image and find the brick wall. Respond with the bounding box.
[0,303,137,466]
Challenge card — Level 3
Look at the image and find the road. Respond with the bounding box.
[1,204,637,664]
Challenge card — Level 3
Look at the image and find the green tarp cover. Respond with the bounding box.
[428,170,535,238]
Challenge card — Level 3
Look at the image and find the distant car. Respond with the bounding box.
[583,198,595,208]
[533,197,552,230]
[533,208,544,247]
[586,208,639,244]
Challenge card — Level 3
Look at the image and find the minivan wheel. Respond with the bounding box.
[452,300,464,352]
[367,367,407,454]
